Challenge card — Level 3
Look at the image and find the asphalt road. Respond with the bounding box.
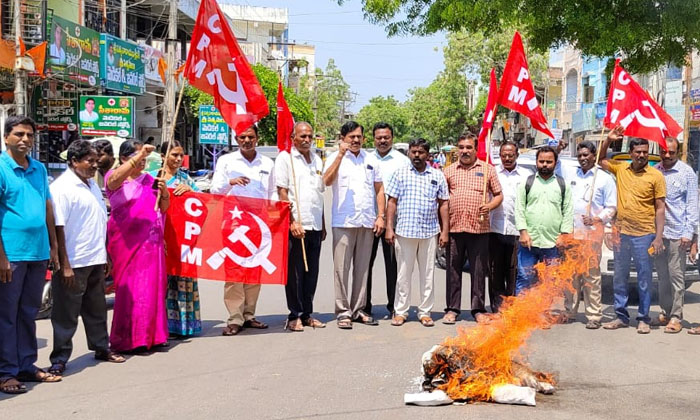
[3,194,700,419]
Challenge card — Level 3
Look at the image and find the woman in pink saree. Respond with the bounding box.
[105,141,170,352]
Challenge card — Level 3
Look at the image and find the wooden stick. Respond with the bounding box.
[289,149,309,272]
[155,80,187,212]
[585,128,608,218]
[479,129,491,222]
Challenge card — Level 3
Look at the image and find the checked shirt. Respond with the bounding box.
[444,160,502,234]
[656,160,698,240]
[386,164,449,239]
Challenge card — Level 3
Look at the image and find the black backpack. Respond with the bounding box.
[524,174,566,212]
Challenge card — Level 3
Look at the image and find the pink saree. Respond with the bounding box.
[106,171,168,351]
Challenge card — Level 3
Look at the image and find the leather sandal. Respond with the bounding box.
[0,377,27,394]
[687,326,700,335]
[337,317,353,329]
[352,312,379,326]
[243,318,269,329]
[222,324,242,336]
[391,315,406,326]
[48,362,66,375]
[442,311,457,325]
[664,318,682,334]
[420,317,435,327]
[285,318,304,332]
[302,317,326,328]
[17,369,61,383]
[95,350,126,363]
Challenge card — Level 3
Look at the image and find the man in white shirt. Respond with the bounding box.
[48,140,125,376]
[323,121,385,329]
[211,125,275,336]
[489,141,533,312]
[364,122,409,318]
[275,122,327,331]
[561,140,617,329]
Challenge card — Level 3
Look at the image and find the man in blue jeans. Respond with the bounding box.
[598,126,666,334]
[514,146,573,294]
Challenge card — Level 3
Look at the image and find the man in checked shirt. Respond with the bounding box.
[653,137,698,334]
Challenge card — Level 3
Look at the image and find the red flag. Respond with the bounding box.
[477,68,498,163]
[497,32,554,139]
[277,81,295,153]
[604,59,681,150]
[164,192,290,284]
[184,0,269,135]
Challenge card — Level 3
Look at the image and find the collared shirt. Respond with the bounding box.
[323,149,382,228]
[0,153,50,261]
[490,163,533,236]
[656,160,698,240]
[606,160,666,236]
[51,169,108,268]
[210,150,276,200]
[561,166,617,239]
[385,164,448,239]
[374,148,410,191]
[275,148,324,231]
[444,160,502,234]
[515,173,574,248]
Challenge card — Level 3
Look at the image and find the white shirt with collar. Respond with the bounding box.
[275,148,324,231]
[490,163,534,236]
[210,150,276,200]
[561,165,617,239]
[323,149,382,228]
[374,148,410,190]
[50,168,108,268]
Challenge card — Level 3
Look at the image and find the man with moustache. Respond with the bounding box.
[598,126,666,334]
[652,137,697,333]
[275,122,327,331]
[385,138,449,327]
[323,121,385,329]
[560,141,617,329]
[364,122,409,318]
[489,142,533,312]
[515,146,573,295]
[443,132,502,324]
[48,140,125,376]
[211,125,275,336]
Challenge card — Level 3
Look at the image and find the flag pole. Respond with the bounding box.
[288,150,309,272]
[155,78,187,212]
[479,128,492,222]
[585,128,609,218]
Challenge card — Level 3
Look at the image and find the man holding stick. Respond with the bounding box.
[598,126,666,334]
[275,122,327,331]
[443,132,502,324]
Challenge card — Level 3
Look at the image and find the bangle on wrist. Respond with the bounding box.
[128,159,137,168]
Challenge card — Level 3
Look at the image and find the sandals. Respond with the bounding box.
[337,317,353,329]
[664,318,682,334]
[16,369,62,383]
[391,315,406,326]
[352,312,379,326]
[302,317,326,329]
[474,313,492,324]
[285,318,304,332]
[243,319,269,329]
[420,317,435,327]
[0,377,27,394]
[222,324,242,336]
[442,311,457,325]
[95,351,126,363]
[48,362,66,375]
[688,326,700,335]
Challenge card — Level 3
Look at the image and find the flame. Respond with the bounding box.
[432,226,604,402]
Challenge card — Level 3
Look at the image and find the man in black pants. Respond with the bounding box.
[276,122,327,331]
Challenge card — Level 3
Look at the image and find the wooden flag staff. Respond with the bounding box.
[155,80,187,212]
[479,129,492,222]
[585,128,609,218]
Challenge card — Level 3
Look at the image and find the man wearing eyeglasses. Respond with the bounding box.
[560,140,616,329]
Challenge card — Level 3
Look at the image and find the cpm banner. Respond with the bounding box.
[164,192,290,284]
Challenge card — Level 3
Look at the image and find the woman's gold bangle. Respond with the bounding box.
[128,158,137,168]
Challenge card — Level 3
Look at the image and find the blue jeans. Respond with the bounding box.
[613,233,654,323]
[515,246,560,295]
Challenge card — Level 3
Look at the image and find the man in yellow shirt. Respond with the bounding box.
[597,126,666,334]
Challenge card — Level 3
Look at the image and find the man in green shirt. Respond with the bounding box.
[514,146,573,294]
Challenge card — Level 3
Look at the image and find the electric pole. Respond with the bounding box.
[161,0,178,145]
[13,0,27,116]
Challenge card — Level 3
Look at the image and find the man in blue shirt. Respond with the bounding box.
[0,116,60,394]
[385,138,449,327]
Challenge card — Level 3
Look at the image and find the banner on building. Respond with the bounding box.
[198,105,229,145]
[140,42,165,85]
[32,88,78,131]
[47,16,100,87]
[79,96,134,138]
[164,192,290,284]
[100,34,146,94]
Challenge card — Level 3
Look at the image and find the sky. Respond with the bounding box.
[238,0,447,111]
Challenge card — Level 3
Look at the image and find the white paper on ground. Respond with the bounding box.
[490,384,536,406]
[404,390,454,406]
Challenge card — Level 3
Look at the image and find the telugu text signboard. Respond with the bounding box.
[100,34,146,95]
[199,105,229,145]
[47,16,100,87]
[79,96,134,138]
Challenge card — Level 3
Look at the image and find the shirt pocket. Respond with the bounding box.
[423,180,439,199]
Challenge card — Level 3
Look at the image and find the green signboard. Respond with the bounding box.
[79,96,135,138]
[199,105,229,145]
[100,34,146,95]
[48,16,100,87]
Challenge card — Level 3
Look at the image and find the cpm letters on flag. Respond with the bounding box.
[164,192,290,285]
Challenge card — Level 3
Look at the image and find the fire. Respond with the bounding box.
[427,226,604,402]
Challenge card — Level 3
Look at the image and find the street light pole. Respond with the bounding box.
[13,0,27,116]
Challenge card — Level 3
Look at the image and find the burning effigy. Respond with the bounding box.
[406,229,603,406]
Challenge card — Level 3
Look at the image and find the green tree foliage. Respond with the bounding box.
[297,59,352,142]
[183,64,313,145]
[349,0,700,74]
[355,95,411,145]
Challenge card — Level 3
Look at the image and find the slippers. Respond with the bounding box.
[391,315,406,326]
[222,324,242,336]
[48,362,66,376]
[243,319,269,329]
[442,312,457,325]
[337,317,353,329]
[95,351,126,363]
[420,317,435,327]
[16,369,61,383]
[0,377,27,394]
[688,326,700,335]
